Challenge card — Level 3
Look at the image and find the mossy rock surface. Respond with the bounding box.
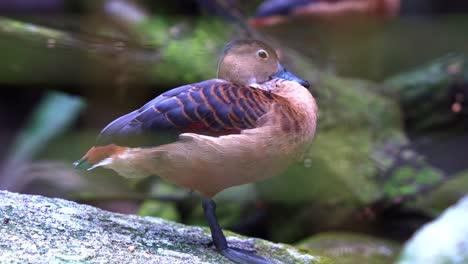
[0,191,327,264]
[410,170,468,215]
[297,232,401,264]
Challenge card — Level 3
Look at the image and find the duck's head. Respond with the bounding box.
[217,39,310,88]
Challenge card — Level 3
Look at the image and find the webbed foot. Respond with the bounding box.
[220,247,272,264]
[202,198,272,264]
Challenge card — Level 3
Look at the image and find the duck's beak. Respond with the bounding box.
[272,64,310,88]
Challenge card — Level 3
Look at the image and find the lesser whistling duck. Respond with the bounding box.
[75,39,317,264]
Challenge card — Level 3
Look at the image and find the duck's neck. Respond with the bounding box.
[269,80,317,113]
[268,79,318,136]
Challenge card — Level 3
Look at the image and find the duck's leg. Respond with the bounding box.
[202,198,272,264]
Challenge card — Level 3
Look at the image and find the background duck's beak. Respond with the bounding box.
[272,64,310,88]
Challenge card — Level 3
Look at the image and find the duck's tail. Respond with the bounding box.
[73,144,127,171]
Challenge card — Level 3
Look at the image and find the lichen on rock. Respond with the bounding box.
[0,191,326,264]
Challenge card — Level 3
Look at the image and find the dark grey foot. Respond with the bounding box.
[202,198,273,264]
[220,247,272,264]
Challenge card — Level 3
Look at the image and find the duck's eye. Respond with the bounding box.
[257,50,269,60]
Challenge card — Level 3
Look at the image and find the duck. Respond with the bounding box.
[74,39,318,264]
[250,0,400,27]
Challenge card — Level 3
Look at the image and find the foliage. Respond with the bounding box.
[0,91,85,190]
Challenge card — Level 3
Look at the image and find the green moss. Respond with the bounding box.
[254,239,331,264]
[414,168,442,185]
[382,165,444,199]
[384,54,468,132]
[411,171,468,214]
[138,18,172,47]
[138,200,180,222]
[138,17,230,84]
[0,17,66,40]
[297,232,401,264]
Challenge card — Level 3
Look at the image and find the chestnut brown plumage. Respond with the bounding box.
[74,40,317,264]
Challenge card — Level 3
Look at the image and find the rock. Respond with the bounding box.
[0,191,326,264]
[384,54,468,134]
[397,195,468,264]
[296,232,400,264]
[410,170,468,214]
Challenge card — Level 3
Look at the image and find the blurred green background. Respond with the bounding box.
[1,1,467,263]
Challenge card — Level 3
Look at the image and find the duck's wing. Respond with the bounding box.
[96,79,280,147]
[254,0,313,18]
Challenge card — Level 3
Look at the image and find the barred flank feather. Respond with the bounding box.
[95,79,289,147]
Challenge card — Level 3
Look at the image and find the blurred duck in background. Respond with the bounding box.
[250,0,401,27]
